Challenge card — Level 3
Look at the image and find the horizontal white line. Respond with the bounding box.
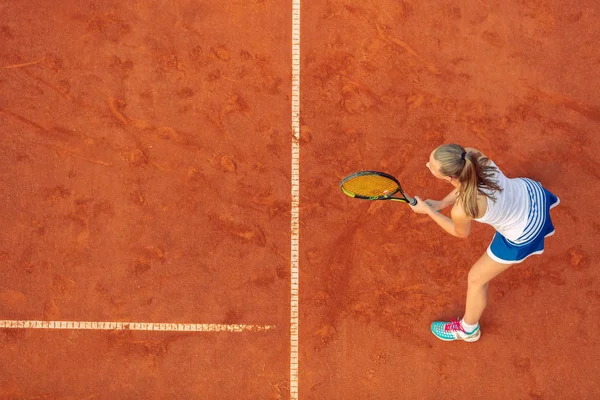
[0,320,275,332]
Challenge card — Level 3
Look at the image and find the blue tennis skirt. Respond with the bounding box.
[487,182,559,264]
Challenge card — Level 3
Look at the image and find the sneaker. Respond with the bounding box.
[431,319,481,342]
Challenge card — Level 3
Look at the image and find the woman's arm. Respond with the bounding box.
[424,188,458,211]
[440,188,459,209]
[426,206,471,238]
[410,197,472,238]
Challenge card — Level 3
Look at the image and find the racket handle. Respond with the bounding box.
[408,196,417,206]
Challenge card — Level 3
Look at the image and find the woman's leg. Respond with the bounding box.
[463,251,513,325]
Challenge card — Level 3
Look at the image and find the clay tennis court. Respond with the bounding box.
[1,0,599,399]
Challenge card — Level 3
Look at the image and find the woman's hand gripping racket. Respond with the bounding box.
[340,171,417,205]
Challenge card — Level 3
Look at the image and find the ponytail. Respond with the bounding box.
[433,144,502,218]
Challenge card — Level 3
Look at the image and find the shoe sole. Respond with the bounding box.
[432,329,481,342]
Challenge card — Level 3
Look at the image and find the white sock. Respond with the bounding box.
[461,319,479,333]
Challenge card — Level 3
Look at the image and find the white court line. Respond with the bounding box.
[290,0,301,399]
[0,320,275,332]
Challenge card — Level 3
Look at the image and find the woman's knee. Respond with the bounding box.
[467,253,512,287]
[467,268,490,288]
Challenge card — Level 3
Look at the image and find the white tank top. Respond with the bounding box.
[474,161,531,242]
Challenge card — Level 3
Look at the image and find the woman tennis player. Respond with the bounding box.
[409,144,559,342]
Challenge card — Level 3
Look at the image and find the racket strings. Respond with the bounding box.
[342,174,399,197]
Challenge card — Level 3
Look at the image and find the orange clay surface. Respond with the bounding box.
[1,0,599,399]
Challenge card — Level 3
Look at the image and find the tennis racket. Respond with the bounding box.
[340,171,417,205]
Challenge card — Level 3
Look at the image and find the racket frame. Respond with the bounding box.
[340,170,417,205]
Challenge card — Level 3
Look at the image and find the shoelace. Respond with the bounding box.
[444,319,465,333]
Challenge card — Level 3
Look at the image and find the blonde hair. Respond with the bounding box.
[433,144,502,218]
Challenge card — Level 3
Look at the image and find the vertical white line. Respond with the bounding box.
[290,0,301,399]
